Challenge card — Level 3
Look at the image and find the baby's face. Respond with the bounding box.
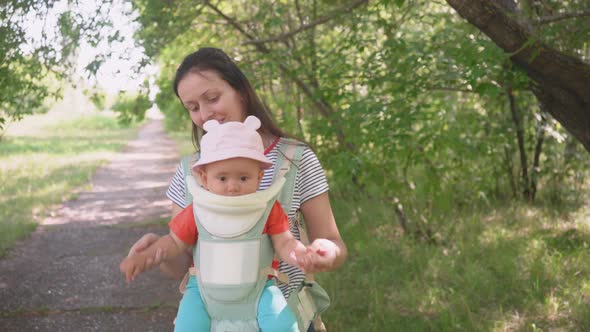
[198,158,264,196]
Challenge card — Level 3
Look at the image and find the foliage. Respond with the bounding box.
[85,89,107,111]
[319,192,590,331]
[0,0,122,129]
[111,92,152,126]
[129,0,589,214]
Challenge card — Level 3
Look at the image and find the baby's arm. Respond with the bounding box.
[120,231,189,282]
[270,231,312,271]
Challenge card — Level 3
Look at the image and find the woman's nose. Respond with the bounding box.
[200,106,214,121]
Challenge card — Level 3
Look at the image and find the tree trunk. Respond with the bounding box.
[446,0,590,153]
[506,86,531,199]
[530,110,547,201]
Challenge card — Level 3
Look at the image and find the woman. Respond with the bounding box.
[129,47,347,328]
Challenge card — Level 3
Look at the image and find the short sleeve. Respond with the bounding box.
[168,203,198,246]
[264,201,290,235]
[166,162,188,208]
[296,147,329,204]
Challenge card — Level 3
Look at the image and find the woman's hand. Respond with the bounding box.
[300,192,348,272]
[128,233,166,268]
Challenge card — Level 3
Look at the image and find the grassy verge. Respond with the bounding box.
[319,193,590,331]
[0,111,140,255]
[166,130,195,156]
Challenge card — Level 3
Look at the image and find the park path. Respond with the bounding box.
[0,118,184,331]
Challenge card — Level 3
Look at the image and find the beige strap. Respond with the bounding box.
[260,266,290,285]
[277,142,297,179]
[313,316,327,332]
[178,271,190,294]
[178,267,199,294]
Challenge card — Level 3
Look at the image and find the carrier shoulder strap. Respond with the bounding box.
[180,153,199,206]
[273,138,305,223]
[273,139,311,246]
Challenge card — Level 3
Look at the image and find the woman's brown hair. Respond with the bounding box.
[173,47,288,150]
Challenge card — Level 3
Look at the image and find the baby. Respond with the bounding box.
[120,116,316,332]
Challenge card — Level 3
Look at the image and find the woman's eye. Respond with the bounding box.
[208,96,219,102]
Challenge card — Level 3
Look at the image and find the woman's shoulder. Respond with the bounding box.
[278,137,306,146]
[277,137,314,153]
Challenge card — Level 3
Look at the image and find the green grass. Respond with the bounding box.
[166,129,196,156]
[318,193,590,331]
[0,111,140,255]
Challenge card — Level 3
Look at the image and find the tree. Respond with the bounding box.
[131,0,588,210]
[445,0,590,153]
[0,0,119,131]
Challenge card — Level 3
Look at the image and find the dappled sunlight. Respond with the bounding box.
[541,290,569,324]
[478,224,514,246]
[326,190,590,329]
[491,311,527,332]
[40,125,178,226]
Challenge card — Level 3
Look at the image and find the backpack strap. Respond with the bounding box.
[178,153,199,295]
[180,153,199,206]
[275,139,331,332]
[274,139,311,249]
[273,138,305,232]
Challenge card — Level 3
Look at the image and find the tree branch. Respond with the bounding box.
[446,0,590,153]
[243,0,369,45]
[535,9,590,25]
[204,1,356,153]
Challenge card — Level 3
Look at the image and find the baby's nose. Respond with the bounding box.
[227,182,239,193]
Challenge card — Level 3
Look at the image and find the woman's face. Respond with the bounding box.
[177,70,247,128]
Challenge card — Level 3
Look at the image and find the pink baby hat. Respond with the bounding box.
[193,116,273,170]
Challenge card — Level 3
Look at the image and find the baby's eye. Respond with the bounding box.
[219,176,227,182]
[240,176,248,182]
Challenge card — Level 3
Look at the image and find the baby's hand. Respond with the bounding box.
[290,247,316,273]
[119,254,147,283]
[128,233,167,267]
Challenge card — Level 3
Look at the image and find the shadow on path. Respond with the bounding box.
[0,119,183,331]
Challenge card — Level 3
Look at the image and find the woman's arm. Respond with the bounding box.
[299,191,348,272]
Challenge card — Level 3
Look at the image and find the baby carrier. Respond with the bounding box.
[179,138,330,332]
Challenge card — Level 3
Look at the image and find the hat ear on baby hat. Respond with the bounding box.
[203,119,221,132]
[192,115,273,170]
[243,115,261,130]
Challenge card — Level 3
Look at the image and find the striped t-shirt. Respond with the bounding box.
[165,137,329,297]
